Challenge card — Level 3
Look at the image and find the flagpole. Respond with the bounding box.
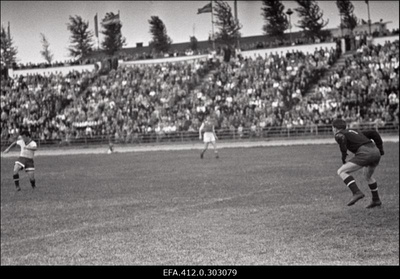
[95,13,100,51]
[234,0,240,50]
[366,1,372,36]
[7,21,11,41]
[211,1,215,50]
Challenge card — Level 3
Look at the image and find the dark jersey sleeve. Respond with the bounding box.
[362,130,384,155]
[335,133,348,163]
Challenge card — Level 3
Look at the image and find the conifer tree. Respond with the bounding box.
[67,15,95,60]
[336,0,358,33]
[101,12,126,56]
[0,25,18,68]
[148,16,172,54]
[295,0,330,40]
[261,0,289,39]
[213,0,242,49]
[40,33,54,64]
[190,36,198,51]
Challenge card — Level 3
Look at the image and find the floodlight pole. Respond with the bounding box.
[234,0,240,50]
[211,1,215,50]
[340,13,344,37]
[366,1,372,35]
[286,9,293,44]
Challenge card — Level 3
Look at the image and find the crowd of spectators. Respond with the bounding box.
[11,58,96,71]
[240,35,336,52]
[1,39,398,145]
[187,45,340,137]
[1,69,96,142]
[1,45,336,144]
[118,47,212,63]
[301,39,399,131]
[1,57,214,143]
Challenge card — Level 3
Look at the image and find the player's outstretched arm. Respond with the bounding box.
[3,141,17,153]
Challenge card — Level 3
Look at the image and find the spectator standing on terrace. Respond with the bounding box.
[199,114,219,159]
[332,118,384,208]
[3,130,37,191]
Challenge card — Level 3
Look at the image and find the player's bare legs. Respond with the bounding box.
[363,165,381,208]
[201,143,209,159]
[210,141,219,158]
[13,164,22,191]
[26,170,36,189]
[337,162,365,206]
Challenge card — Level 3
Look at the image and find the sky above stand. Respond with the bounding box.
[1,1,399,64]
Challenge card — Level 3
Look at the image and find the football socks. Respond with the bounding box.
[368,182,380,201]
[344,175,361,194]
[13,174,20,187]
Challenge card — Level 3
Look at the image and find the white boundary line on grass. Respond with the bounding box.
[1,135,398,158]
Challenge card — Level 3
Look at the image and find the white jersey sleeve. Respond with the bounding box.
[17,138,26,148]
[20,140,37,159]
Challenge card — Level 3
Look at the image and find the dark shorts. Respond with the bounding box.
[349,143,381,167]
[15,157,35,172]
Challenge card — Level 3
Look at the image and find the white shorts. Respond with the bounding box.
[203,132,216,143]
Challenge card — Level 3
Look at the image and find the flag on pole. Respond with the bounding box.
[102,13,120,25]
[197,2,212,14]
[94,14,99,37]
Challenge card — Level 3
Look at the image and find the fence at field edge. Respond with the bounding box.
[0,122,398,149]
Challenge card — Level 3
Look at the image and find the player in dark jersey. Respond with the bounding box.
[332,118,384,208]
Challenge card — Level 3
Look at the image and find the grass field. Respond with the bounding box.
[1,142,399,266]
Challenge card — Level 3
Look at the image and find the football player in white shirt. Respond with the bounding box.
[3,130,37,191]
[199,115,219,159]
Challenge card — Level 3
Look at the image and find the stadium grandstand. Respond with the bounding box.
[1,31,398,149]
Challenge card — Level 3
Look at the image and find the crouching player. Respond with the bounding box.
[332,119,384,208]
[3,130,38,191]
